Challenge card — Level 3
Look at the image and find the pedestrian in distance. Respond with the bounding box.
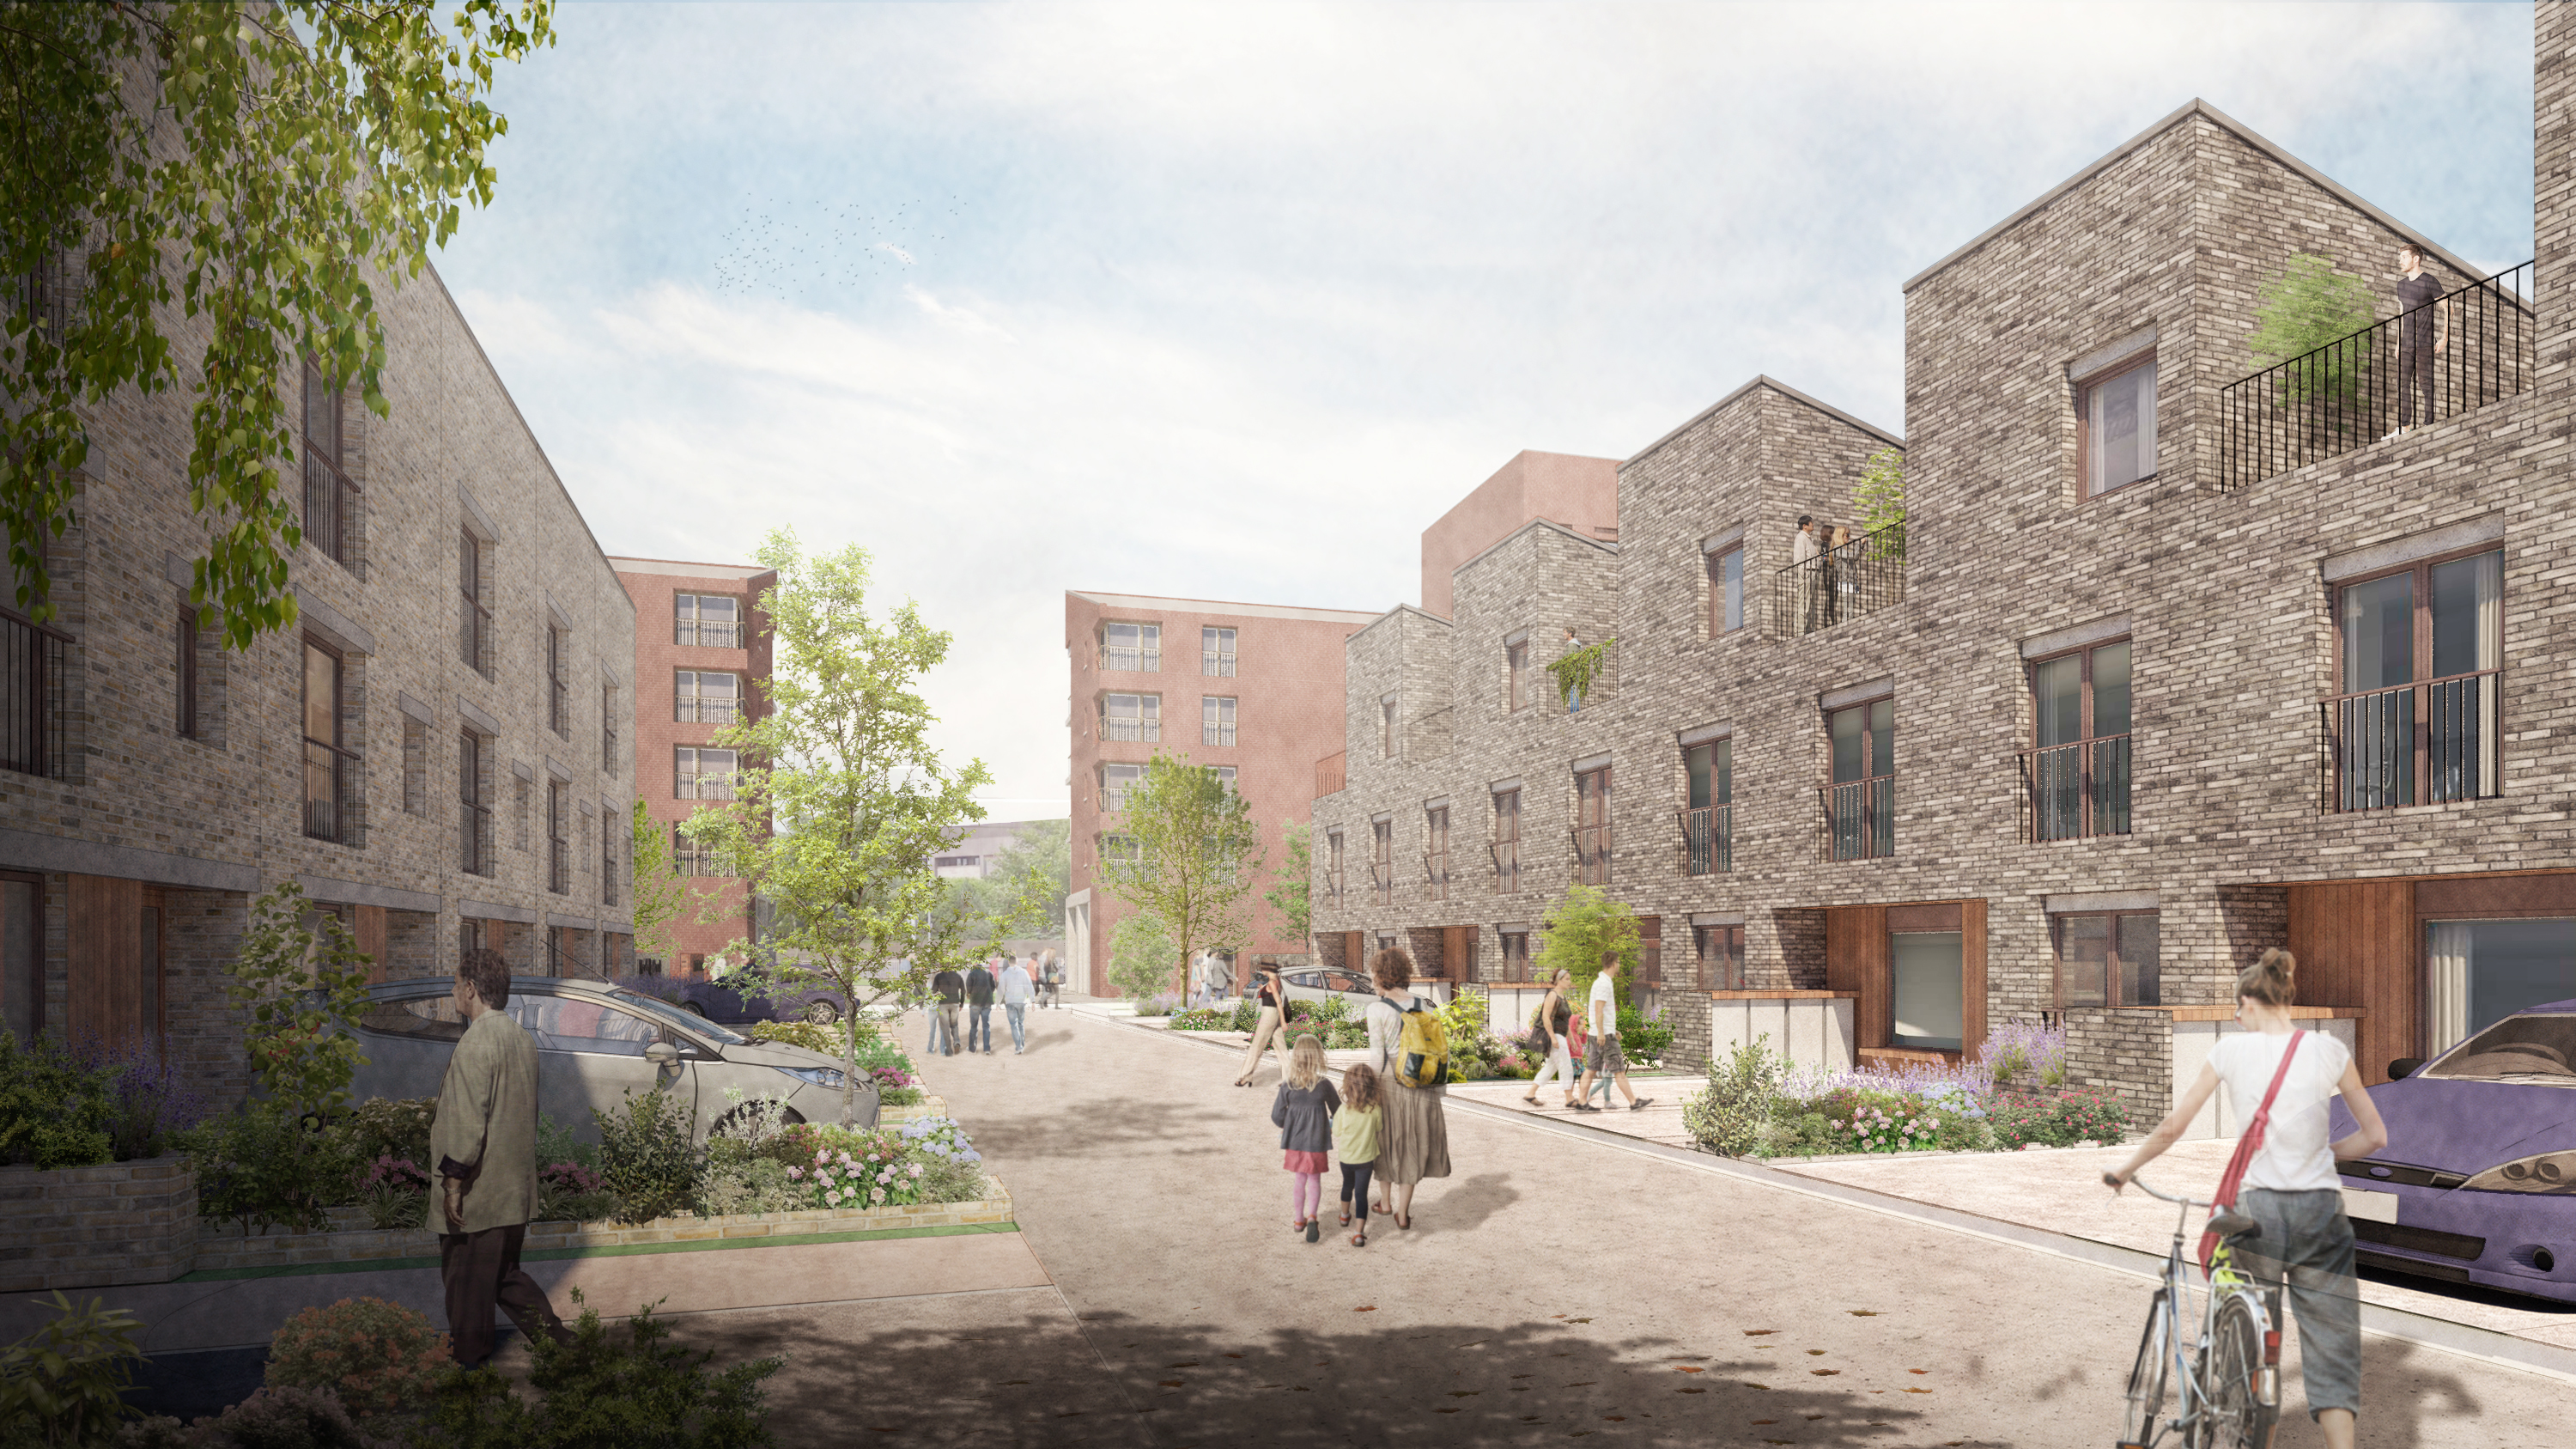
[2109,948,2388,1449]
[1364,947,1451,1230]
[930,964,965,1056]
[999,954,1036,1054]
[1038,948,1063,1009]
[432,948,573,1369]
[1574,965,1652,1112]
[1232,958,1294,1087]
[1334,1062,1384,1247]
[964,958,999,1054]
[1272,1034,1340,1244]
[1521,968,1579,1110]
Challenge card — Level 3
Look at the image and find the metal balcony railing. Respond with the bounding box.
[1679,805,1731,875]
[2220,262,2534,491]
[304,739,357,843]
[1203,721,1235,746]
[1771,524,1905,636]
[1100,715,1159,743]
[0,605,70,779]
[1820,777,1893,861]
[2321,671,2501,813]
[1100,647,1160,673]
[303,448,360,570]
[1315,752,1346,797]
[2019,735,2132,842]
[1203,652,1236,677]
[677,619,742,648]
[677,697,741,725]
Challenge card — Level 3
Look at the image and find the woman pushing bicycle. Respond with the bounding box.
[2106,948,2389,1449]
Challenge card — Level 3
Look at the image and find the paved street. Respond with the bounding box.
[676,1002,2571,1447]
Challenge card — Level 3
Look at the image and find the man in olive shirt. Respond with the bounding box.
[433,949,572,1368]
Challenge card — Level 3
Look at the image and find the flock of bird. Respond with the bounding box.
[708,197,963,301]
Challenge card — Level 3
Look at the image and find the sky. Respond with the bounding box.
[430,1,2540,822]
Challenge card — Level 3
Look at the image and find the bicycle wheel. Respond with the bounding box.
[2121,1288,2177,1446]
[2196,1292,2276,1449]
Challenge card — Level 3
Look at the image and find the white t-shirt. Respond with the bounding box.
[1589,972,1619,1039]
[2207,1029,2353,1193]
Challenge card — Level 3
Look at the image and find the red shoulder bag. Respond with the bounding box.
[2200,1030,2305,1273]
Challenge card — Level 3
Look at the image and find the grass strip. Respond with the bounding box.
[177,1220,1018,1282]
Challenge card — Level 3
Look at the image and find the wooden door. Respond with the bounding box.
[1960,898,1989,1062]
[67,874,145,1046]
[1824,904,1891,1049]
[2287,880,2412,1082]
[355,904,390,984]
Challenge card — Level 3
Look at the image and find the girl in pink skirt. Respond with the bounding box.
[1270,1034,1340,1243]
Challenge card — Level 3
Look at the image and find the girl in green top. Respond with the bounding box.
[1334,1062,1384,1247]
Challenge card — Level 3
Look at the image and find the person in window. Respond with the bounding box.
[2389,242,2446,440]
[1793,515,1822,633]
[432,949,573,1370]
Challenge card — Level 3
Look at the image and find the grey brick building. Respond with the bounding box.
[2,261,635,1110]
[1317,54,2576,1131]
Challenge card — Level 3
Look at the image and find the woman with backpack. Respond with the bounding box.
[1521,968,1579,1109]
[1364,947,1450,1230]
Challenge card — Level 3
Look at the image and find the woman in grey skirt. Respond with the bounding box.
[1364,947,1451,1230]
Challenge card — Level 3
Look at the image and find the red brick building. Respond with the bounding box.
[611,557,776,973]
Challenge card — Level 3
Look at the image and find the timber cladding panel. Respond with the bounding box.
[2284,880,2413,1085]
[65,874,144,1046]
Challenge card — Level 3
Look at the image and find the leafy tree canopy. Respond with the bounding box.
[1533,883,1638,999]
[627,799,690,967]
[1263,820,1312,948]
[1093,754,1263,997]
[2249,253,2379,372]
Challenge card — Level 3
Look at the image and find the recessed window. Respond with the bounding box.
[1202,626,1236,677]
[2027,641,2132,841]
[1203,696,1237,746]
[301,637,351,843]
[1492,788,1522,893]
[1425,806,1449,903]
[1826,698,1893,861]
[1499,928,1530,980]
[677,670,740,724]
[676,593,741,648]
[1371,819,1394,906]
[1326,829,1346,903]
[547,624,570,739]
[547,779,570,896]
[601,683,620,774]
[460,732,493,877]
[675,746,738,801]
[1706,545,1745,634]
[1100,762,1142,811]
[2331,549,2502,810]
[1684,739,1732,875]
[1506,638,1528,712]
[175,609,198,738]
[1381,696,1397,758]
[459,531,490,675]
[301,361,359,571]
[1102,622,1160,673]
[2080,356,2157,497]
[1575,766,1611,886]
[1101,693,1160,743]
[1698,922,1745,990]
[2053,911,2160,1008]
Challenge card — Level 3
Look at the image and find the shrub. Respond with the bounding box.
[265,1298,448,1424]
[185,1102,361,1236]
[697,1157,801,1217]
[422,1295,780,1449]
[0,1290,146,1448]
[355,1154,429,1231]
[73,1036,209,1162]
[224,883,374,1121]
[1991,1089,2131,1150]
[0,1031,115,1170]
[1681,1036,1785,1157]
[747,1018,875,1056]
[1105,912,1179,1002]
[1616,1003,1674,1066]
[594,1090,701,1225]
[1226,999,1260,1032]
[1978,1020,2068,1092]
[1165,1008,1230,1031]
[338,1097,438,1176]
[536,1113,602,1177]
[127,1385,399,1449]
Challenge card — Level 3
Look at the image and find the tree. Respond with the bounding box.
[1105,910,1177,1004]
[1,2,555,640]
[1093,754,1262,999]
[680,530,993,1126]
[2250,253,2379,411]
[1263,821,1313,951]
[1533,883,1639,1001]
[627,800,690,970]
[1853,447,1905,561]
[948,819,1069,948]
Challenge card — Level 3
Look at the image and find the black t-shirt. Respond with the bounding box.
[932,970,964,1004]
[2397,271,2443,344]
[965,967,996,1005]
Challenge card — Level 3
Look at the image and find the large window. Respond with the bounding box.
[1892,930,1963,1051]
[2331,549,2502,811]
[1101,693,1160,743]
[1826,698,1893,861]
[302,361,359,570]
[2081,355,2157,497]
[677,670,740,724]
[2425,918,2576,1054]
[1326,829,1346,904]
[1203,696,1236,746]
[676,593,741,648]
[1425,805,1449,903]
[1698,922,1746,991]
[1499,928,1530,981]
[1706,543,1745,635]
[1506,637,1528,712]
[547,624,570,739]
[2053,911,2159,1008]
[1102,622,1160,673]
[460,732,493,877]
[1371,819,1393,907]
[1683,738,1731,875]
[1202,626,1236,677]
[459,531,489,675]
[301,638,352,843]
[1492,788,1522,893]
[1099,761,1142,811]
[675,746,738,801]
[2027,641,2131,840]
[547,780,569,895]
[1576,766,1611,886]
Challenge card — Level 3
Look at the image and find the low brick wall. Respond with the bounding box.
[0,1155,197,1294]
[187,1178,1014,1275]
[2057,1008,2173,1129]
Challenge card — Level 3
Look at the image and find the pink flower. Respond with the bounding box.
[787,1166,804,1180]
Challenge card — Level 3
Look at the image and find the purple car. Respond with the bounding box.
[618,972,845,1027]
[2330,999,2576,1302]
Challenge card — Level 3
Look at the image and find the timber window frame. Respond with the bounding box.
[2076,352,2158,500]
[301,636,356,845]
[2326,545,2504,812]
[2051,910,2161,1008]
[1705,541,1746,635]
[1574,765,1611,886]
[1425,804,1449,903]
[2025,638,2133,841]
[1492,788,1522,893]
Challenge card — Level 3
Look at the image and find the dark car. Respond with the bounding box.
[620,970,845,1026]
[2330,999,2576,1303]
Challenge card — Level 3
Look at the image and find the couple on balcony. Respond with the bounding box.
[1794,515,1855,634]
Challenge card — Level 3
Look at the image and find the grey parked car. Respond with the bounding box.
[343,975,878,1145]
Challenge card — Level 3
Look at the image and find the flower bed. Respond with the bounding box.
[0,1154,197,1293]
[1682,1026,2131,1160]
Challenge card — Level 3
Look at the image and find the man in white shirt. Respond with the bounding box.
[1574,967,1652,1112]
[998,955,1037,1054]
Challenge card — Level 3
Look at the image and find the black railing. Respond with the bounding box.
[1100,647,1160,673]
[1771,524,1905,636]
[2019,734,2132,842]
[1820,777,1893,861]
[304,739,356,843]
[550,833,570,895]
[304,448,359,570]
[2321,671,2500,813]
[1680,805,1732,875]
[0,605,70,778]
[2219,262,2534,492]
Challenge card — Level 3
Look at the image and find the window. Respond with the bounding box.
[1203,696,1237,746]
[1892,930,1964,1051]
[3,872,40,1044]
[1500,928,1530,980]
[1100,762,1142,811]
[1101,692,1159,743]
[1202,626,1236,677]
[1102,622,1160,673]
[460,732,492,877]
[513,771,530,850]
[175,609,198,738]
[675,825,735,878]
[1371,819,1393,906]
[1492,788,1522,892]
[2053,911,2160,1008]
[601,683,619,774]
[547,624,570,739]
[1506,638,1528,712]
[1101,833,1140,864]
[2330,549,2502,811]
[2027,641,2132,840]
[2080,355,2157,496]
[676,593,740,648]
[1327,829,1346,904]
[301,637,352,843]
[548,780,569,895]
[459,531,490,675]
[1683,739,1732,875]
[1706,544,1745,634]
[1381,696,1397,758]
[2425,918,2576,1057]
[1697,922,1746,991]
[1575,766,1611,885]
[1825,698,1894,861]
[401,715,428,817]
[1425,806,1449,903]
[1212,764,1237,789]
[301,360,359,569]
[677,671,740,724]
[601,799,618,907]
[676,746,738,801]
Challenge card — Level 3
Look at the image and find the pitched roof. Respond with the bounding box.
[1623,374,1902,470]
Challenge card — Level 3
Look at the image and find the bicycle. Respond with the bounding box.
[2107,1172,2282,1449]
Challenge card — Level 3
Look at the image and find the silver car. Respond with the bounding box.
[345,975,878,1144]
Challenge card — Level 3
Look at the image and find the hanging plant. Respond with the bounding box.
[1546,636,1614,709]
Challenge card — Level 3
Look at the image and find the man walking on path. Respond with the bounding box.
[932,965,966,1056]
[1573,965,1652,1114]
[965,958,999,1054]
[433,948,573,1369]
[999,955,1036,1053]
